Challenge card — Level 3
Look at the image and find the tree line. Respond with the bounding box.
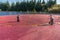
[0,0,56,12]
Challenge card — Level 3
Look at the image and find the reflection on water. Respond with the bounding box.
[0,11,25,16]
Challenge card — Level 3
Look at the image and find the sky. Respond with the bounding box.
[0,0,60,4]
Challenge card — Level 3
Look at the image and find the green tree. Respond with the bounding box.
[15,2,20,11]
[35,0,42,12]
[0,3,6,11]
[20,2,27,11]
[54,0,56,4]
[10,2,15,11]
[41,0,47,11]
[5,1,10,11]
[0,1,10,11]
[47,0,56,8]
[42,0,45,4]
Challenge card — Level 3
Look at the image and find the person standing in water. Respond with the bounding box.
[17,14,20,22]
[49,14,54,25]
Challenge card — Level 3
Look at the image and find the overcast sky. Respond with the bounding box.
[0,0,60,4]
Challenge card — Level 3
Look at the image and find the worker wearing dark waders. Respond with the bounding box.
[49,14,54,25]
[17,15,19,22]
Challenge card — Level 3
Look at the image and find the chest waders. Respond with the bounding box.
[17,15,19,22]
[49,18,54,25]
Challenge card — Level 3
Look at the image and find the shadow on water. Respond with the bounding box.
[7,21,17,23]
[41,24,51,26]
[40,23,51,26]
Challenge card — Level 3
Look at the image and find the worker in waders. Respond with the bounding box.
[49,14,54,25]
[17,15,20,22]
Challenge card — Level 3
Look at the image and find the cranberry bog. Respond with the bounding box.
[0,14,60,40]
